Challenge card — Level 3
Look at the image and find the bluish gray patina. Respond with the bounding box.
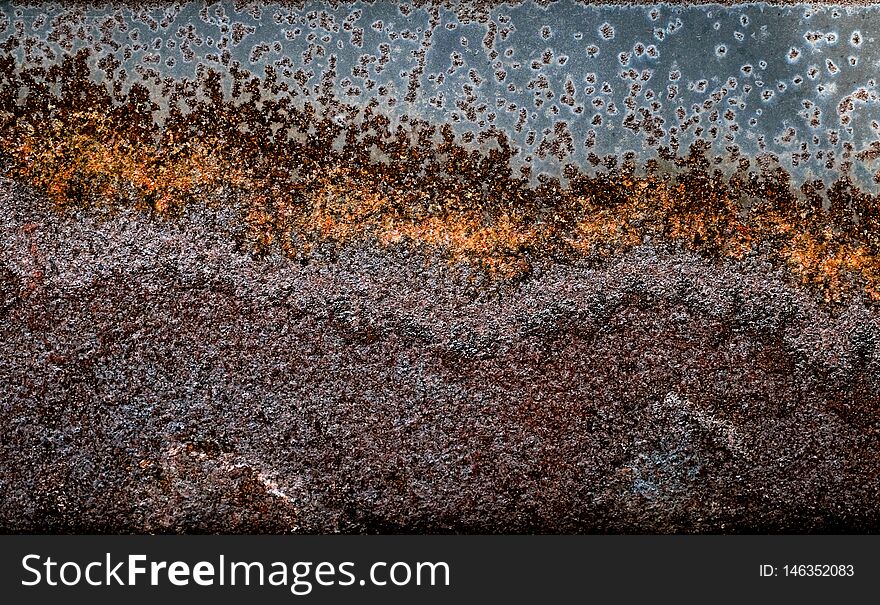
[4,1,880,187]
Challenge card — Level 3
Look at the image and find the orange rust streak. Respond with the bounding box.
[5,108,880,300]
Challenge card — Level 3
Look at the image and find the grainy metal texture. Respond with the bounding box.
[3,176,880,533]
[1,0,880,533]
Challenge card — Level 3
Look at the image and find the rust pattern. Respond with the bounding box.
[3,50,880,302]
[2,1,880,534]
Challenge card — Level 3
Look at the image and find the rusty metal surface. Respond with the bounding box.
[1,1,880,533]
[3,175,880,533]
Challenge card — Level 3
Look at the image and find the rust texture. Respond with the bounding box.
[1,1,880,533]
[3,49,880,302]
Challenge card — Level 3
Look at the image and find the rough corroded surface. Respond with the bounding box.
[2,176,879,533]
[3,0,880,534]
[7,2,880,303]
[6,1,880,187]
